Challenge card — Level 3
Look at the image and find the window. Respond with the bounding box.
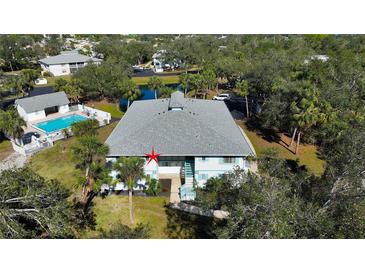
[223,157,235,164]
[199,174,208,180]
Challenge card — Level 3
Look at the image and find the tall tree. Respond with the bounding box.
[62,80,82,104]
[0,168,75,238]
[113,157,145,224]
[117,78,141,108]
[74,60,131,100]
[235,79,250,118]
[71,119,99,137]
[0,107,26,145]
[72,136,109,207]
[159,85,174,99]
[179,73,191,95]
[290,87,329,154]
[147,76,164,99]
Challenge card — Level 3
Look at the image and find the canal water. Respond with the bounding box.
[119,84,182,109]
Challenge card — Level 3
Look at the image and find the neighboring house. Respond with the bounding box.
[152,50,179,72]
[15,92,70,122]
[39,51,102,76]
[105,91,257,202]
[152,50,166,72]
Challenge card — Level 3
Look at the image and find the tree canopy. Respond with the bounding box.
[0,168,75,238]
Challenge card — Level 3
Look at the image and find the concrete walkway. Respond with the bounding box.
[0,152,28,172]
[170,202,229,219]
[159,173,181,203]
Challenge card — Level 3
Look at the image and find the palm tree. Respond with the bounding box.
[179,73,191,96]
[63,80,82,104]
[290,88,322,154]
[147,76,164,99]
[190,74,206,99]
[72,136,109,205]
[113,157,145,224]
[159,86,174,98]
[0,107,26,145]
[235,80,250,118]
[118,78,141,109]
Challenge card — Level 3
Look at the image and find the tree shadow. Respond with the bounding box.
[73,198,97,231]
[164,206,216,239]
[285,159,308,173]
[246,118,281,143]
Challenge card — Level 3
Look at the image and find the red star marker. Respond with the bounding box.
[145,146,161,165]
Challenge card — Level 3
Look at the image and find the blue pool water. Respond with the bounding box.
[35,114,88,134]
[120,84,182,109]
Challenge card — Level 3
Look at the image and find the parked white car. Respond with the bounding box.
[213,93,230,101]
[35,78,48,85]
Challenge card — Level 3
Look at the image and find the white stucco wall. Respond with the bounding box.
[194,157,249,187]
[17,105,46,122]
[48,64,71,76]
[41,61,100,76]
[106,156,255,190]
[58,104,70,114]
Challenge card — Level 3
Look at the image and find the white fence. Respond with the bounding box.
[11,138,53,156]
[78,104,112,126]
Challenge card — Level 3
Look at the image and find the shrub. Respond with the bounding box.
[42,71,53,77]
[145,178,162,196]
[99,223,151,239]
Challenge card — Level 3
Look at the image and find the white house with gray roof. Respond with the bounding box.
[15,92,70,122]
[39,51,102,76]
[105,91,256,201]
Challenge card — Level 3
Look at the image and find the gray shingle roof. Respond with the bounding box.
[105,91,255,157]
[39,52,102,65]
[15,92,70,113]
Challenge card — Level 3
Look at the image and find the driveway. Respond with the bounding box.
[0,152,28,172]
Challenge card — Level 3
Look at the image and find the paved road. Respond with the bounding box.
[132,69,197,78]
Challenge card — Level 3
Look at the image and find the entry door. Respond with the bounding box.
[159,179,171,196]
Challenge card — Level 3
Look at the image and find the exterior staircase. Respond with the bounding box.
[184,159,194,184]
[179,159,196,201]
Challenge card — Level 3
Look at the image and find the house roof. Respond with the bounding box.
[15,92,70,113]
[39,52,102,65]
[105,91,255,157]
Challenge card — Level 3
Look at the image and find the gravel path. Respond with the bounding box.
[0,152,28,172]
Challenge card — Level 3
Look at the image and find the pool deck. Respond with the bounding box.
[23,110,89,138]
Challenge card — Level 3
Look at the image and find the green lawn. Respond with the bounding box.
[237,121,325,176]
[28,122,118,190]
[43,75,72,86]
[86,100,124,119]
[0,140,13,161]
[28,122,172,238]
[132,75,180,86]
[83,196,169,239]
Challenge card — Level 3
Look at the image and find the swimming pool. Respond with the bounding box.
[34,114,88,134]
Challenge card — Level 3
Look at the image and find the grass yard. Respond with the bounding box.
[86,100,124,119]
[237,120,325,176]
[0,140,13,161]
[27,121,177,238]
[43,75,72,86]
[28,122,118,190]
[83,196,170,239]
[132,75,180,86]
